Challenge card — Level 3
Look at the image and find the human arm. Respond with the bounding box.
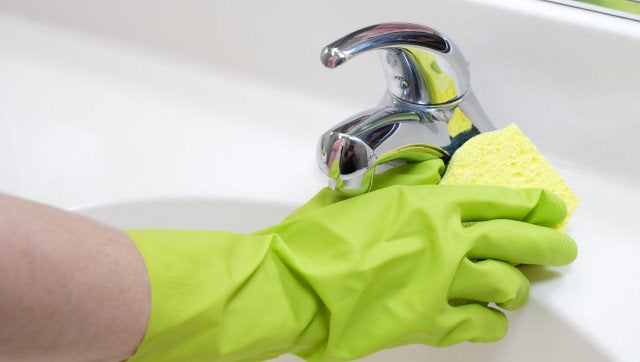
[0,193,150,362]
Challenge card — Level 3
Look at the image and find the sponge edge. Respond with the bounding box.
[440,123,579,230]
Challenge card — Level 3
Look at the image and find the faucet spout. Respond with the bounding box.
[321,23,448,68]
[321,23,467,105]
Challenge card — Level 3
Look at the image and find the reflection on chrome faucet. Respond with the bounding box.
[317,23,495,196]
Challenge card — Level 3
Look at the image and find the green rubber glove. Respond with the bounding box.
[126,185,577,362]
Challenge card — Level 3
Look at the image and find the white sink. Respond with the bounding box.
[2,0,639,360]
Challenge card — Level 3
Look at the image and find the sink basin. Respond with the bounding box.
[2,0,639,360]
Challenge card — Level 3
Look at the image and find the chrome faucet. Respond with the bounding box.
[317,23,495,195]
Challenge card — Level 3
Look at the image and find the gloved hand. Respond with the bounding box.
[127,185,577,362]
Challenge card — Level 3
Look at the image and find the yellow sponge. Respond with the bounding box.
[440,123,578,230]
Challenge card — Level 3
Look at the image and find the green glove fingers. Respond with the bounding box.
[440,303,508,345]
[448,259,530,311]
[466,219,578,266]
[521,187,568,227]
[369,302,508,350]
[435,186,567,227]
[127,184,577,361]
[436,186,577,265]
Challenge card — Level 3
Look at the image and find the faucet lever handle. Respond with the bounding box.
[321,23,470,105]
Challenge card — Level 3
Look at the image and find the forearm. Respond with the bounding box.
[0,194,150,361]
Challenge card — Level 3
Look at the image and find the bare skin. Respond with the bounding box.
[0,193,150,361]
